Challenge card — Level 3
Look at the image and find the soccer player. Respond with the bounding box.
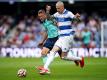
[39,1,84,74]
[37,9,59,67]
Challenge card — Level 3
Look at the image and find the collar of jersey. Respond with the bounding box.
[59,9,67,14]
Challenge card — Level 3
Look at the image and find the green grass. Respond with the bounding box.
[0,57,107,80]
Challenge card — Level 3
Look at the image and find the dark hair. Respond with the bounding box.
[38,9,46,14]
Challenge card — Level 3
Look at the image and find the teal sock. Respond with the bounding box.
[42,55,48,64]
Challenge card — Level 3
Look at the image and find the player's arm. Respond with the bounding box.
[46,5,56,19]
[73,13,81,22]
[46,5,51,17]
[69,11,81,22]
[38,30,48,46]
[46,5,58,26]
[46,5,54,19]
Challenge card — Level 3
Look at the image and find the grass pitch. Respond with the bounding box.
[0,57,107,80]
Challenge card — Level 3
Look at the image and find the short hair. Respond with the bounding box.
[56,1,64,7]
[38,9,46,14]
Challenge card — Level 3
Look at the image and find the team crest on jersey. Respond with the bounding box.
[64,48,67,50]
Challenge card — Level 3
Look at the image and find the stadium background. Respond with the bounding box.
[0,0,107,80]
[0,0,107,48]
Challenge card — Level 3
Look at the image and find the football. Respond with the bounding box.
[17,68,27,77]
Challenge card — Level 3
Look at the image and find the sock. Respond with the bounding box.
[63,50,82,61]
[64,55,82,61]
[44,51,56,69]
[42,55,48,64]
[69,50,76,56]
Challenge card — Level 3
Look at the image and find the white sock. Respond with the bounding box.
[64,55,82,61]
[44,51,56,69]
[63,50,82,61]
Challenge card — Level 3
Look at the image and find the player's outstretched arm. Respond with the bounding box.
[73,13,81,22]
[46,5,51,14]
[46,5,53,19]
[46,5,58,26]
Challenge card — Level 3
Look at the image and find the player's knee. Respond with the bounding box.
[51,46,60,52]
[41,47,49,55]
[41,49,49,55]
[41,52,47,55]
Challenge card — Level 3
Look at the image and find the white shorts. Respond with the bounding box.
[55,35,74,52]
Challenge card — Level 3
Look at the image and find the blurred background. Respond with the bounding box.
[0,1,107,80]
[0,0,107,57]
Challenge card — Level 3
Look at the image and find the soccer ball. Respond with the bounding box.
[17,68,27,77]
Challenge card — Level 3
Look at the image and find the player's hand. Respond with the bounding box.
[46,5,51,11]
[38,41,44,47]
[75,13,80,18]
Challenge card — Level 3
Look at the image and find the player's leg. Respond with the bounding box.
[67,35,84,67]
[58,49,62,58]
[37,36,59,72]
[36,47,50,70]
[39,46,60,74]
[39,38,61,75]
[41,36,58,67]
[42,36,63,70]
[44,46,60,69]
[63,50,81,61]
[36,38,51,71]
[40,39,51,65]
[59,35,84,67]
[41,47,50,64]
[62,50,84,67]
[66,51,84,68]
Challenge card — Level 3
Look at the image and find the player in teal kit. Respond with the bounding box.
[37,9,60,73]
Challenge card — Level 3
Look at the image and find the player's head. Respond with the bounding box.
[38,9,47,22]
[56,1,65,14]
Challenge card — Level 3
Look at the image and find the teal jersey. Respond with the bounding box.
[82,31,91,44]
[43,19,58,38]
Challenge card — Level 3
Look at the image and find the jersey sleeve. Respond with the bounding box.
[53,12,57,18]
[68,11,75,19]
[41,24,47,32]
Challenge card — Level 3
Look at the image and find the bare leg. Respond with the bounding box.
[44,46,60,69]
[41,47,50,64]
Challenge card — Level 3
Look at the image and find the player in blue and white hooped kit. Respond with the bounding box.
[39,1,84,75]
